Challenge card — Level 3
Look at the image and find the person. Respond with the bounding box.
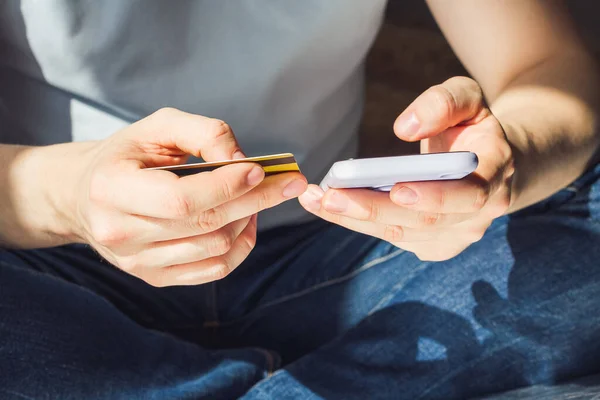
[0,0,599,399]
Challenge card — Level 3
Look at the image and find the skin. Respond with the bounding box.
[1,0,598,284]
[0,108,307,286]
[299,0,600,261]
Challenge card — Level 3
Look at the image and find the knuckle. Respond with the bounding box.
[244,231,257,251]
[217,178,236,202]
[504,159,516,179]
[383,225,404,243]
[431,85,458,118]
[365,200,382,222]
[447,76,481,93]
[117,256,142,272]
[90,221,128,247]
[473,184,491,211]
[196,208,226,232]
[241,227,258,252]
[208,230,235,256]
[153,107,178,121]
[168,193,195,218]
[211,262,233,281]
[255,188,272,211]
[209,119,232,139]
[436,188,448,210]
[417,211,442,227]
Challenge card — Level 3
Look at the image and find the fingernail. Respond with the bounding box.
[233,150,246,160]
[300,186,324,211]
[324,191,348,213]
[283,179,307,198]
[395,112,420,137]
[246,166,265,186]
[393,186,418,205]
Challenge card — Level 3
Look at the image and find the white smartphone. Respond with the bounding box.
[319,152,478,192]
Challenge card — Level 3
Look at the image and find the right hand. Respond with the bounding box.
[65,108,307,287]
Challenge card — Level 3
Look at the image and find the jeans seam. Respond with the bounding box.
[216,247,406,328]
[0,389,36,400]
[367,262,434,316]
[250,347,282,376]
[0,259,18,269]
[211,282,218,322]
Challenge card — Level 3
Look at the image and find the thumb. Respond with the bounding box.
[394,76,490,142]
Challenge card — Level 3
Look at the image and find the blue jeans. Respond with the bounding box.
[2,163,600,400]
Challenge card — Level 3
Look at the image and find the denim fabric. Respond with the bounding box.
[1,163,600,400]
[474,372,600,399]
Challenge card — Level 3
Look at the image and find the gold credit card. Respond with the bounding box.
[148,153,300,177]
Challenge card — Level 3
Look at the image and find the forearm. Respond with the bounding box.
[0,142,92,248]
[489,51,600,212]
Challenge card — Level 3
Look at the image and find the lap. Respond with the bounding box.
[2,163,599,399]
[0,249,274,399]
[232,164,600,398]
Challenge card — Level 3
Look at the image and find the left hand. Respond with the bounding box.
[299,77,515,261]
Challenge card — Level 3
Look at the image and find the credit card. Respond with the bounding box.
[148,153,300,177]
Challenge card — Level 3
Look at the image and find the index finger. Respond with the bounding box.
[389,176,491,214]
[135,108,244,161]
[96,161,265,219]
[320,187,474,228]
[390,134,511,213]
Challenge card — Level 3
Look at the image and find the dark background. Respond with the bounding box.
[360,0,600,157]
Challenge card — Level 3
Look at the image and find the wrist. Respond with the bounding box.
[39,141,100,244]
[499,116,599,213]
[7,141,98,247]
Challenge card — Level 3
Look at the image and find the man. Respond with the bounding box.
[0,0,599,399]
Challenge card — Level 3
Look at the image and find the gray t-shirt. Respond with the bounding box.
[0,0,387,229]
